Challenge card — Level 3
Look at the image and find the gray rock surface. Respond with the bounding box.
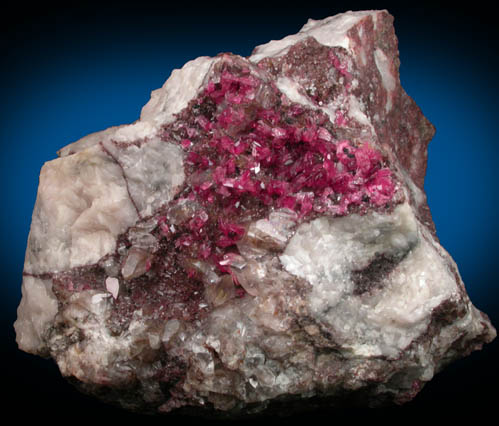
[15,9,495,417]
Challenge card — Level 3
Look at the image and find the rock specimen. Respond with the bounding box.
[15,10,495,416]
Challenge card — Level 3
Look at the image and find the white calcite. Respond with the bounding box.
[250,10,376,62]
[105,277,119,299]
[24,144,140,274]
[17,56,200,352]
[15,9,495,417]
[373,47,396,111]
[100,137,185,218]
[58,56,218,157]
[14,276,59,354]
[281,203,457,358]
[140,56,217,126]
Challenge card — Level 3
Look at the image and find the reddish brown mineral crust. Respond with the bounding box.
[345,13,437,232]
[15,10,496,418]
[44,46,401,401]
[154,56,400,301]
[29,42,403,333]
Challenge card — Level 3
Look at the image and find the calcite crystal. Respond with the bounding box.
[15,10,495,416]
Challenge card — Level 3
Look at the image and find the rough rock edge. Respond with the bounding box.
[15,9,496,416]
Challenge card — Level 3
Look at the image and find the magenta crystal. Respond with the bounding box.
[14,10,495,418]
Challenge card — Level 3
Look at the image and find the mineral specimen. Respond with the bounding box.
[15,10,495,416]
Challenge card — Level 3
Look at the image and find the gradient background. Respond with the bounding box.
[2,1,498,422]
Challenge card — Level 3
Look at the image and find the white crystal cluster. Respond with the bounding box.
[15,10,495,415]
[282,203,460,358]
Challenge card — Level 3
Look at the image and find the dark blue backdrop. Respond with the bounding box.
[2,1,497,422]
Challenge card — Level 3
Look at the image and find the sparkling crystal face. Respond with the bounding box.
[14,9,495,417]
[153,54,398,304]
[48,51,401,345]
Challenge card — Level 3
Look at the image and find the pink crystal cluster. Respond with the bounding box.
[15,11,497,417]
[158,59,396,294]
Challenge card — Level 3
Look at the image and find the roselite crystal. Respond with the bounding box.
[14,10,495,417]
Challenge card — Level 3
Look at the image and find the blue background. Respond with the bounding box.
[2,1,497,422]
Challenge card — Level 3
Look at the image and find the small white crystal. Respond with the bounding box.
[105,277,119,299]
[162,319,181,344]
[15,9,495,417]
[91,293,110,304]
[121,247,151,280]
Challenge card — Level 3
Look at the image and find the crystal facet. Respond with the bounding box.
[15,10,495,417]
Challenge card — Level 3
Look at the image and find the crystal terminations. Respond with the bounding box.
[15,10,495,416]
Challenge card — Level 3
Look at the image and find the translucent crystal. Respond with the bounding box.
[14,9,495,418]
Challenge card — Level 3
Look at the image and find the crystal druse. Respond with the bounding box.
[15,10,495,416]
